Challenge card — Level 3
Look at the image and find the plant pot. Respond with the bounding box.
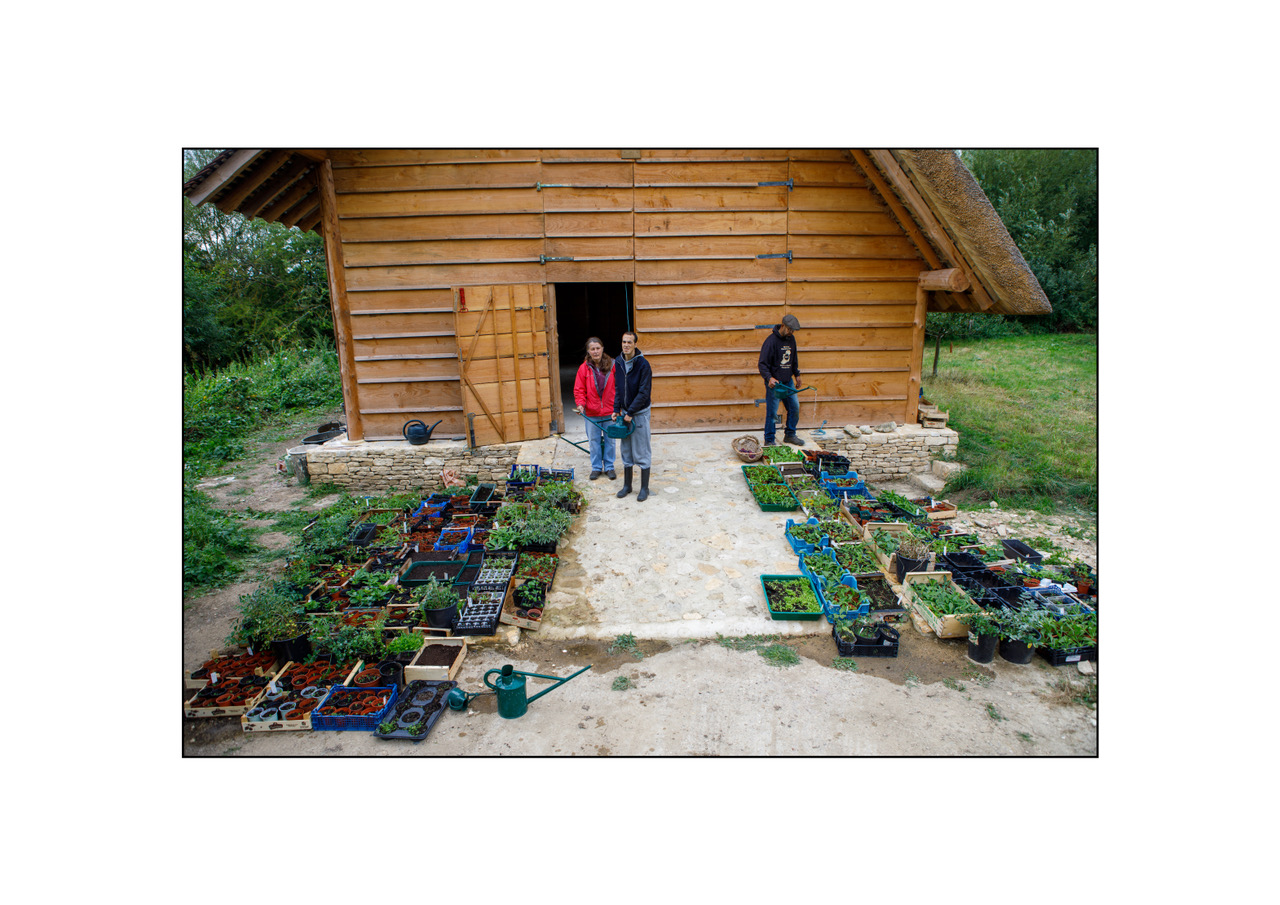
[378,661,404,689]
[999,637,1036,665]
[894,554,930,583]
[967,631,998,664]
[352,668,382,686]
[269,632,311,663]
[421,603,458,630]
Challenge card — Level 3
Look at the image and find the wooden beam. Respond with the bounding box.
[849,150,942,270]
[866,151,995,312]
[185,149,261,206]
[259,174,316,222]
[241,157,314,219]
[281,197,320,228]
[918,268,970,292]
[292,149,328,162]
[906,283,929,424]
[545,283,564,430]
[216,150,291,212]
[318,158,365,441]
[297,207,323,233]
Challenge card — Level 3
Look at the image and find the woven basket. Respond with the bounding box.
[732,436,763,463]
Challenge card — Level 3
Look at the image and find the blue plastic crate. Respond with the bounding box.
[784,517,826,555]
[411,495,450,518]
[817,574,871,623]
[820,470,868,498]
[433,526,474,553]
[798,547,853,591]
[311,685,399,731]
[507,463,540,489]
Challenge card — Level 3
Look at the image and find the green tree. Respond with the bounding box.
[960,149,1097,333]
[183,149,333,370]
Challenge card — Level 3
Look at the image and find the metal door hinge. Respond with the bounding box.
[540,255,574,264]
[757,251,793,262]
[536,182,571,191]
[758,179,794,190]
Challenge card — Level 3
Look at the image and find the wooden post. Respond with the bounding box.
[317,158,365,441]
[545,283,563,431]
[905,282,929,424]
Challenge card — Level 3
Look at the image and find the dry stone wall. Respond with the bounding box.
[814,423,959,484]
[303,439,521,493]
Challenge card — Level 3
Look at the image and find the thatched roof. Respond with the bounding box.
[183,148,1050,316]
[860,150,1051,316]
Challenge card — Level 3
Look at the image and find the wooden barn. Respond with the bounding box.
[183,149,1050,445]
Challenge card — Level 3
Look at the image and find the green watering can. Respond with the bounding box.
[452,663,592,719]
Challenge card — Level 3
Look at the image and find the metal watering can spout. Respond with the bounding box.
[483,663,592,719]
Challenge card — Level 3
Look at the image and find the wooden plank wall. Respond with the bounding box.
[328,149,926,439]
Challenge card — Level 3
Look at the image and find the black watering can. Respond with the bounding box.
[403,419,442,445]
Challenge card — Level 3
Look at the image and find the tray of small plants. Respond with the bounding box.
[760,574,824,620]
[799,548,851,590]
[373,679,456,741]
[829,541,882,576]
[743,464,800,511]
[762,444,806,464]
[454,591,505,635]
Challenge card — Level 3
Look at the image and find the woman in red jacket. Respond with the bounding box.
[572,337,617,480]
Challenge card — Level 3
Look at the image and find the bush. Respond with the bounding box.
[183,477,256,591]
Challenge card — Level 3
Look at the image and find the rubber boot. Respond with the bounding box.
[616,466,633,498]
[637,468,651,502]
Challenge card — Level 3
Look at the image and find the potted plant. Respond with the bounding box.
[894,533,931,583]
[384,631,425,663]
[995,608,1042,665]
[960,610,1000,664]
[515,578,546,610]
[411,576,461,629]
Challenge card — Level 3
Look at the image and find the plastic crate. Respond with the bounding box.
[817,574,870,623]
[507,464,540,488]
[741,463,785,484]
[347,523,379,547]
[1037,645,1098,666]
[311,685,398,731]
[453,592,505,635]
[937,551,989,573]
[433,526,474,553]
[819,470,866,496]
[799,547,852,592]
[750,481,800,511]
[784,517,825,555]
[538,466,574,483]
[760,574,824,621]
[833,623,900,658]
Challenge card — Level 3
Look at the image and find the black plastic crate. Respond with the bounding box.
[454,593,504,635]
[937,551,988,573]
[348,523,379,547]
[833,624,900,658]
[1037,645,1097,666]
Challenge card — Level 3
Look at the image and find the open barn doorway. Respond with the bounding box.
[553,282,634,437]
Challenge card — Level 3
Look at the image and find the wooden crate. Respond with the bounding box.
[184,646,279,690]
[184,671,280,719]
[862,522,913,570]
[240,660,361,732]
[403,637,468,683]
[900,571,982,639]
[922,499,958,520]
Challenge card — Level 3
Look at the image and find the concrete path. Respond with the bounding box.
[513,427,918,642]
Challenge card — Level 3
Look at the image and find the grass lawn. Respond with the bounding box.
[921,333,1097,515]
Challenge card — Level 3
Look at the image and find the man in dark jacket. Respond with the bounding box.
[611,330,654,501]
[758,313,804,446]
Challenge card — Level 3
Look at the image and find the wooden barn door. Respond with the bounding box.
[453,284,552,446]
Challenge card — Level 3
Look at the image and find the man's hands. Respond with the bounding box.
[768,377,778,388]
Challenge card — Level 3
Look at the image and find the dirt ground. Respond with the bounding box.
[183,409,1098,757]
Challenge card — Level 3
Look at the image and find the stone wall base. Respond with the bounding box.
[303,438,521,493]
[813,423,959,484]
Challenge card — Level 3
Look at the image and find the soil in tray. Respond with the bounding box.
[416,645,460,666]
[858,576,899,610]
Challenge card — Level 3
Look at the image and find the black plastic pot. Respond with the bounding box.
[894,554,930,583]
[967,631,998,664]
[303,429,343,445]
[421,603,458,629]
[378,661,404,689]
[270,633,311,663]
[999,637,1037,664]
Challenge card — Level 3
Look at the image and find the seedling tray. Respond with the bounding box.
[760,574,824,621]
[833,624,900,658]
[751,483,800,512]
[539,466,574,483]
[185,646,279,689]
[312,685,398,731]
[817,574,870,622]
[1001,538,1044,564]
[184,674,275,718]
[454,591,505,635]
[901,571,982,639]
[373,680,456,741]
[399,558,465,586]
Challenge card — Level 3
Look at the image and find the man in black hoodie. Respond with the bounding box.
[611,330,654,501]
[758,313,804,446]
